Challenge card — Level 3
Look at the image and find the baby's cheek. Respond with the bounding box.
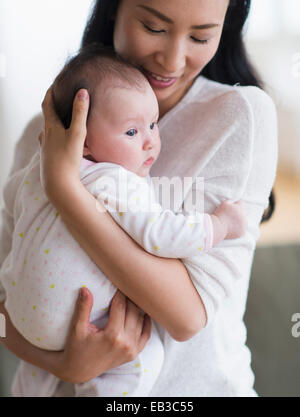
[117,148,140,170]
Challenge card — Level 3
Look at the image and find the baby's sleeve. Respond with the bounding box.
[91,165,214,258]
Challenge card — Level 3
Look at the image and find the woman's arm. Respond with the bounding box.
[40,88,207,342]
[49,178,206,341]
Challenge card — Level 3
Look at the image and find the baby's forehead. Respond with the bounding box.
[93,79,156,110]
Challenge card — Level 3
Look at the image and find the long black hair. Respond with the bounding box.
[82,0,275,222]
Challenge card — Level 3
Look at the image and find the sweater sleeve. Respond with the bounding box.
[0,114,43,302]
[182,87,278,326]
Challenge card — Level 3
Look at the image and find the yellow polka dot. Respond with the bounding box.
[36,227,40,232]
[11,281,16,287]
[21,318,24,322]
[119,212,124,217]
[32,306,37,311]
[189,224,194,228]
[81,285,87,288]
[134,363,140,368]
[19,233,24,238]
[25,181,30,185]
[149,218,155,223]
[34,197,39,201]
[154,246,160,251]
[144,369,148,373]
[32,372,36,377]
[24,259,27,265]
[36,337,40,342]
[198,247,203,252]
[55,212,59,218]
[6,264,10,268]
[44,249,50,254]
[101,307,108,312]
[50,284,55,289]
[123,392,128,396]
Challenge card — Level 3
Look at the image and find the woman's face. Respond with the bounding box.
[114,0,229,117]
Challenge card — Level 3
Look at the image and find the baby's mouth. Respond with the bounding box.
[144,157,154,166]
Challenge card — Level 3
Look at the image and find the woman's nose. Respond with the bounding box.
[155,38,186,75]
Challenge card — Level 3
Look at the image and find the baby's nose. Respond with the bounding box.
[143,138,154,150]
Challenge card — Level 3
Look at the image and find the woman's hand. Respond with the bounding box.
[39,88,89,198]
[56,287,152,384]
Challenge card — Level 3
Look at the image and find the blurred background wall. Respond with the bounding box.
[0,0,300,397]
[0,0,94,207]
[245,0,300,246]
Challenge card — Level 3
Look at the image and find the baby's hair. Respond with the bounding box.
[52,43,148,129]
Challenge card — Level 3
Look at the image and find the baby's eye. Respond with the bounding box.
[150,122,155,130]
[126,129,138,137]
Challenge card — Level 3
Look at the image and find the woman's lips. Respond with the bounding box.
[143,69,178,89]
[144,157,154,166]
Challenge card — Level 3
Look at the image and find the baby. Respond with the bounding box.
[0,45,246,397]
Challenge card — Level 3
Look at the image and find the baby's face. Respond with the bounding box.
[84,81,161,177]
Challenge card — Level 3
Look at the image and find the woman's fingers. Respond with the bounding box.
[71,287,94,338]
[124,298,144,338]
[105,290,126,333]
[69,89,90,140]
[41,87,61,129]
[38,131,44,146]
[138,314,152,353]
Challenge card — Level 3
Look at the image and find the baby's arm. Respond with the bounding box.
[90,165,246,259]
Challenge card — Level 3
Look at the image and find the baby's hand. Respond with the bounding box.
[213,200,247,240]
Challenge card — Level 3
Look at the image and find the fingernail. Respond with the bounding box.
[80,287,87,299]
[77,89,88,101]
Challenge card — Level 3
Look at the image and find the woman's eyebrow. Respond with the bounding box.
[137,5,220,29]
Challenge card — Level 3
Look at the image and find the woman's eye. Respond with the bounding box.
[126,129,137,137]
[142,23,164,34]
[191,37,209,44]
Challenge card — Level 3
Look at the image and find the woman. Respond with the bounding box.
[0,0,277,396]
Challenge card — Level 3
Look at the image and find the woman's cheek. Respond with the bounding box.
[207,37,223,62]
[114,22,154,63]
[115,20,141,58]
[127,33,155,63]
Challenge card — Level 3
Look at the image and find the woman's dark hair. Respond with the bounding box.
[81,0,275,223]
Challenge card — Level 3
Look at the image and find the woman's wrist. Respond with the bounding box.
[45,172,82,212]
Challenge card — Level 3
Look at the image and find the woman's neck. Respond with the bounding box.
[158,78,196,120]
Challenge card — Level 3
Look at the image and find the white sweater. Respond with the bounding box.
[0,75,278,397]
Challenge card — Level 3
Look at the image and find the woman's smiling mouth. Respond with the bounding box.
[142,69,178,89]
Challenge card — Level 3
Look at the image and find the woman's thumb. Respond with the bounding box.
[72,287,94,335]
[69,89,89,139]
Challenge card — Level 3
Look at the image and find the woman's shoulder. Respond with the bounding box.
[193,77,277,126]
